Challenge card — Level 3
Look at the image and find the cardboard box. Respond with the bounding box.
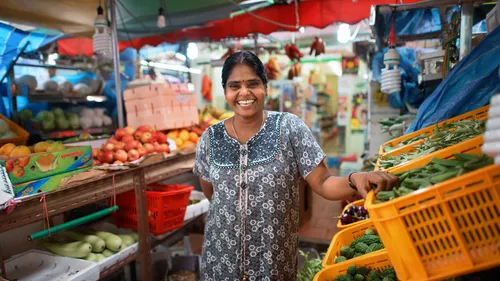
[14,167,91,197]
[0,146,92,185]
[125,84,199,131]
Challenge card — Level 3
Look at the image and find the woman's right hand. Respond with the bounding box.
[350,172,400,198]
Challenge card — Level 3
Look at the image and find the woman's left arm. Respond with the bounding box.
[305,162,399,200]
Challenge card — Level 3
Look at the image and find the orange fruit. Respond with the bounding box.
[175,138,184,148]
[167,130,179,139]
[189,132,199,143]
[179,130,189,142]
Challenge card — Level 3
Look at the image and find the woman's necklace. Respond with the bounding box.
[231,111,266,143]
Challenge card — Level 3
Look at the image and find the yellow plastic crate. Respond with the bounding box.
[336,199,369,231]
[323,220,385,267]
[366,137,500,281]
[379,105,490,155]
[377,135,484,172]
[315,250,393,281]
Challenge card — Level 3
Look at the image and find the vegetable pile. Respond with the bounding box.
[332,265,397,281]
[340,205,369,226]
[297,250,323,281]
[376,154,494,204]
[41,229,138,262]
[380,120,486,169]
[333,229,384,264]
[379,115,415,138]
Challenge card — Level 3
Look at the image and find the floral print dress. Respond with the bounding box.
[193,111,326,281]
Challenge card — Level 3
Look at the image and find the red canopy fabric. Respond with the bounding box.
[58,0,418,56]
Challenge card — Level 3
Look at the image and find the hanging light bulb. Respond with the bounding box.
[187,42,198,60]
[380,16,401,94]
[337,23,351,44]
[157,7,166,28]
[298,26,305,33]
[93,4,112,59]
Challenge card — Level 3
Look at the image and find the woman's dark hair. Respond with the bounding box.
[221,50,268,89]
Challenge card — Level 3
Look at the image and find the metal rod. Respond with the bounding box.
[110,0,125,128]
[12,63,90,71]
[0,41,30,85]
[28,206,119,241]
[459,3,474,60]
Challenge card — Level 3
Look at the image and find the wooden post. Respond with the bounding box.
[134,168,152,281]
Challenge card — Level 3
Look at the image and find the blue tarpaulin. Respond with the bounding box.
[407,26,500,132]
[0,22,63,79]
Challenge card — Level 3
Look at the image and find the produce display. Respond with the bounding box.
[376,154,494,204]
[41,229,138,263]
[333,229,384,264]
[0,119,18,139]
[63,133,110,143]
[297,250,323,281]
[199,106,234,128]
[168,270,198,281]
[340,205,369,226]
[166,128,200,151]
[0,141,65,157]
[93,125,170,165]
[332,265,397,281]
[379,120,486,169]
[29,107,113,132]
[378,115,415,138]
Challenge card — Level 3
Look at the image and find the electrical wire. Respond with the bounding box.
[227,0,299,29]
[116,1,136,49]
[294,0,300,29]
[115,0,173,43]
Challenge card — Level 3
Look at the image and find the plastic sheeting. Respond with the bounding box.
[0,22,62,79]
[407,26,500,132]
[372,47,431,110]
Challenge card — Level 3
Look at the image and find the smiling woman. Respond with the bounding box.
[193,51,399,281]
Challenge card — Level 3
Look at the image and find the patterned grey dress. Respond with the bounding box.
[193,111,326,281]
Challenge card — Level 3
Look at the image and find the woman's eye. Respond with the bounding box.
[248,82,258,88]
[229,85,239,89]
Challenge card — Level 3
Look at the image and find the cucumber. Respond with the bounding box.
[95,253,106,262]
[84,253,98,262]
[41,241,92,258]
[129,232,139,242]
[118,234,135,247]
[92,231,123,252]
[102,249,116,257]
[62,230,105,253]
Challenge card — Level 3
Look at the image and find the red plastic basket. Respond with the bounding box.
[112,184,194,235]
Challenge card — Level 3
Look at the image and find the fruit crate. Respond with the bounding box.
[337,199,369,231]
[314,250,393,281]
[377,135,484,172]
[112,184,194,235]
[378,105,490,156]
[365,137,500,281]
[323,220,385,267]
[0,113,29,146]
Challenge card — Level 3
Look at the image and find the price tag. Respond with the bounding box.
[0,167,15,211]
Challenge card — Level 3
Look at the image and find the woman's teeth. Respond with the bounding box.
[237,100,256,107]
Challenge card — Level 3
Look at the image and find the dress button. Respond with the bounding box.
[240,164,247,171]
[241,183,248,189]
[241,149,248,156]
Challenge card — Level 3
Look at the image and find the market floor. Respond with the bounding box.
[299,191,342,244]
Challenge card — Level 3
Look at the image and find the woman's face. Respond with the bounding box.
[225,64,267,119]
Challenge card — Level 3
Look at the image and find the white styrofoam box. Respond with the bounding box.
[485,129,500,142]
[184,199,210,221]
[97,243,138,272]
[2,249,99,281]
